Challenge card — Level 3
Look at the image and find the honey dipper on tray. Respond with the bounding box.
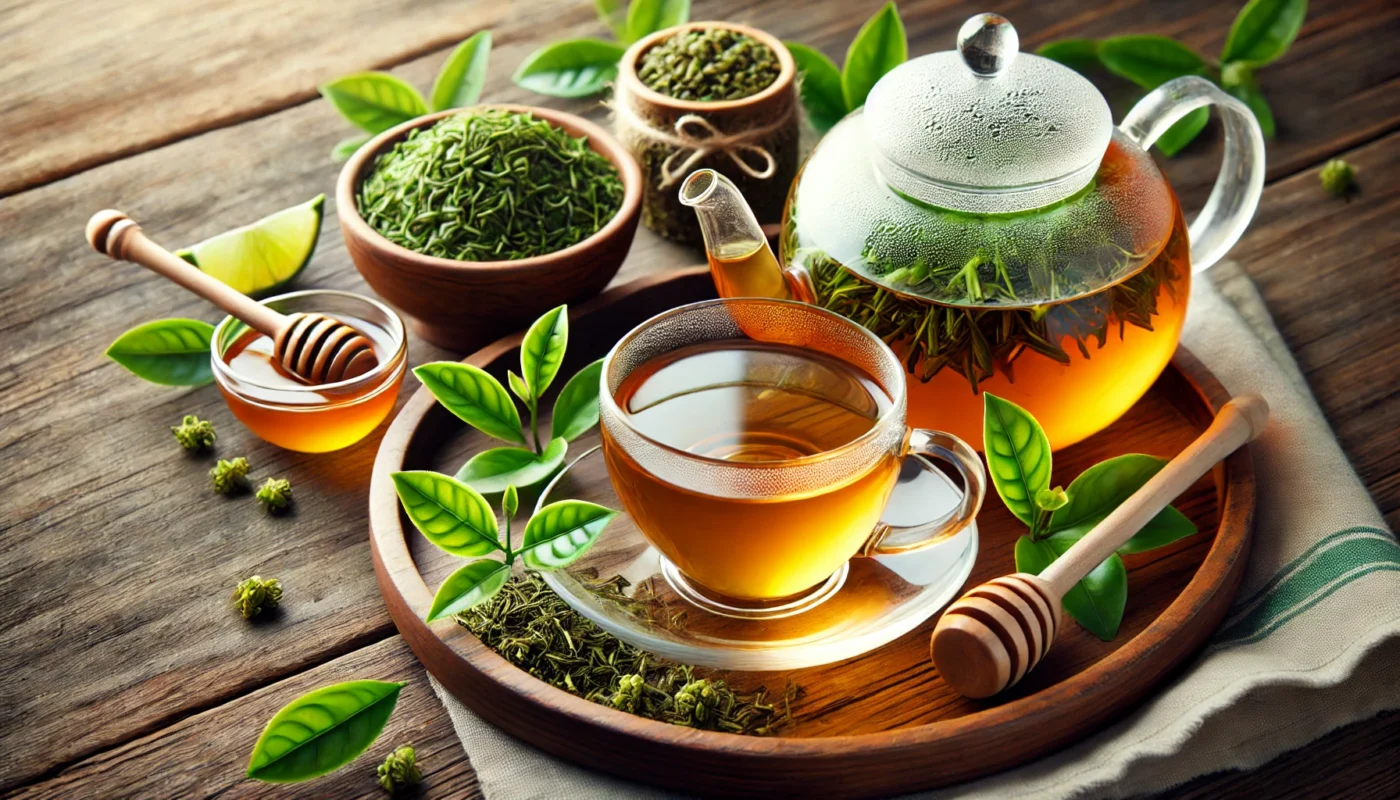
[86,210,378,384]
[932,394,1270,699]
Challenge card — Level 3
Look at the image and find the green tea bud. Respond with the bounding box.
[1320,159,1356,199]
[232,575,282,619]
[376,744,422,793]
[255,477,293,514]
[210,457,251,494]
[172,415,216,451]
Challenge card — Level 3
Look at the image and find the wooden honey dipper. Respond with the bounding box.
[86,210,378,384]
[932,394,1270,699]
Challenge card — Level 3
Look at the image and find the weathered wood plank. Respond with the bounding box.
[6,636,484,799]
[1226,132,1400,528]
[0,0,1396,795]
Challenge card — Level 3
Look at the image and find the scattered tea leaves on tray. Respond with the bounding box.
[232,575,283,619]
[638,27,780,102]
[172,414,217,451]
[246,680,404,783]
[458,572,796,734]
[255,477,293,514]
[358,110,624,261]
[211,456,252,494]
[983,393,1199,640]
[1320,158,1357,199]
[376,744,422,793]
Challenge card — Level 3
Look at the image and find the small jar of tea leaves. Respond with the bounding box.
[615,22,798,244]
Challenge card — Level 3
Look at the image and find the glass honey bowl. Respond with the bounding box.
[211,290,407,452]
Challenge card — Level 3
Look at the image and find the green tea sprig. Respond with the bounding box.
[1039,0,1306,155]
[514,0,690,98]
[247,680,405,784]
[321,30,493,159]
[392,473,618,620]
[983,393,1199,640]
[415,305,603,492]
[785,2,907,132]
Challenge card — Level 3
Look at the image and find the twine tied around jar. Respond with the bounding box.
[612,82,793,190]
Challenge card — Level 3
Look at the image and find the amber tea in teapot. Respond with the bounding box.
[682,13,1263,451]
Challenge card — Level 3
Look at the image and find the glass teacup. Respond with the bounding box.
[599,298,986,618]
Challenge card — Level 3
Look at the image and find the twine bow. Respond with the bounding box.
[656,114,776,189]
[613,83,791,190]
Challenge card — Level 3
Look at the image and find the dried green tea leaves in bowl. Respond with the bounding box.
[357,109,625,261]
[638,28,781,102]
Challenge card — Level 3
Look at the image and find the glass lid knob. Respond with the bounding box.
[957,13,1018,77]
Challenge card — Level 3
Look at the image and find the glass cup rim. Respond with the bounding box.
[210,289,407,395]
[599,297,908,469]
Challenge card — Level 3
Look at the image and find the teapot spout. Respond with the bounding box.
[680,169,801,302]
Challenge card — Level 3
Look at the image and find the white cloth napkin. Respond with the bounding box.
[429,262,1398,799]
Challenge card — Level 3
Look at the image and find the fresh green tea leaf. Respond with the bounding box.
[391,471,502,556]
[1223,64,1276,137]
[319,72,427,134]
[841,1,907,111]
[1016,533,1127,641]
[1051,454,1169,530]
[595,0,628,42]
[426,560,511,621]
[551,359,604,442]
[786,41,847,132]
[502,484,519,518]
[331,135,370,161]
[514,39,626,98]
[983,393,1052,526]
[1154,106,1210,157]
[625,0,690,44]
[508,370,531,403]
[1047,453,1197,554]
[521,499,618,569]
[1036,38,1102,74]
[106,318,214,386]
[414,362,525,445]
[1222,0,1307,66]
[430,30,492,111]
[521,305,568,399]
[455,438,568,493]
[246,680,404,783]
[1098,35,1208,89]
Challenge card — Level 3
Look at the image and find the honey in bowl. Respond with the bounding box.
[603,339,900,601]
[212,291,406,453]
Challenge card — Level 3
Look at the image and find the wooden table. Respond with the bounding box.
[1,1,1395,797]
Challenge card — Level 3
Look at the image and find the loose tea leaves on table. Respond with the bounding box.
[638,28,781,102]
[458,572,796,735]
[358,109,624,261]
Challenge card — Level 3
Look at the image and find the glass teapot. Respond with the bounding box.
[679,13,1264,451]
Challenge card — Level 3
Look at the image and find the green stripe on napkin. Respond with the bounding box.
[1214,526,1398,648]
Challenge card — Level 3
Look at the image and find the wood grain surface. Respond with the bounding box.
[366,271,1255,797]
[0,0,1395,797]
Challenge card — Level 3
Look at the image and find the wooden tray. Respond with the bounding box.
[369,267,1255,798]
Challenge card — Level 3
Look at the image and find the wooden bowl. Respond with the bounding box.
[337,105,643,352]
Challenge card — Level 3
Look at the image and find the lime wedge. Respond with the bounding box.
[177,194,324,296]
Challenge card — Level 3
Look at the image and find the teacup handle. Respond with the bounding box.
[1118,75,1266,274]
[861,429,987,556]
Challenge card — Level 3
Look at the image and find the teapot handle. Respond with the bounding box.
[1119,76,1265,273]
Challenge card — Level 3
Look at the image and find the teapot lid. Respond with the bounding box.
[865,14,1112,214]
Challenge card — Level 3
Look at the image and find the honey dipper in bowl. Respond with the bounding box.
[932,394,1270,699]
[86,210,378,384]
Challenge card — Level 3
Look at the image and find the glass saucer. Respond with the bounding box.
[536,446,978,670]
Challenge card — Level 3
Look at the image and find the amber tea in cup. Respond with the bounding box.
[600,299,987,618]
